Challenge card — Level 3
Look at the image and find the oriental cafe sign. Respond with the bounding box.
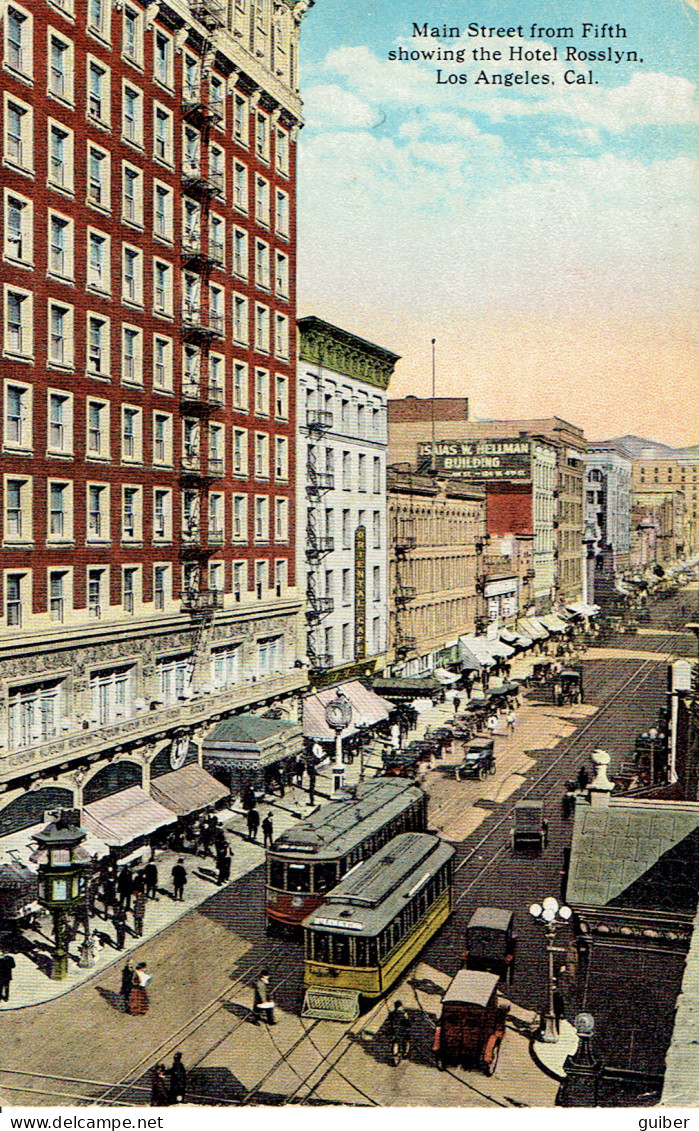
[355,525,367,659]
[417,439,532,481]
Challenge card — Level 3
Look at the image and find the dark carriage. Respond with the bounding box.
[432,969,509,1075]
[462,907,517,985]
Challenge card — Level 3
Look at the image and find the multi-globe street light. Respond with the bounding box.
[529,896,573,1043]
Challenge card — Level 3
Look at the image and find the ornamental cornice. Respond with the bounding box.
[298,320,400,392]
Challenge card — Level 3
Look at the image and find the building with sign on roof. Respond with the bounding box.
[296,316,399,690]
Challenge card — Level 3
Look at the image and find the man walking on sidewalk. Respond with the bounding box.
[247,806,260,842]
[262,812,274,848]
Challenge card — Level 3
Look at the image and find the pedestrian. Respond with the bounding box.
[295,756,305,789]
[0,952,16,1002]
[453,696,461,716]
[133,889,147,938]
[242,784,255,812]
[486,714,496,737]
[150,1063,169,1107]
[247,806,260,842]
[216,849,231,886]
[117,866,133,910]
[541,817,549,848]
[308,766,316,807]
[262,813,274,848]
[253,969,275,1024]
[167,1052,187,1104]
[129,962,151,1015]
[113,905,127,950]
[553,986,565,1035]
[121,959,135,1012]
[506,709,516,735]
[576,763,590,792]
[144,860,159,900]
[200,822,215,859]
[101,874,116,917]
[172,858,187,901]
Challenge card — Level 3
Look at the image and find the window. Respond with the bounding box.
[209,214,225,266]
[122,406,141,461]
[153,488,170,539]
[154,105,173,163]
[255,176,270,225]
[276,127,289,174]
[254,305,269,352]
[233,428,247,475]
[209,143,225,197]
[157,654,192,704]
[233,361,248,410]
[234,94,248,144]
[88,59,110,123]
[153,182,172,240]
[373,456,381,493]
[183,417,199,463]
[183,125,200,177]
[274,559,286,597]
[373,510,381,548]
[122,567,137,613]
[122,164,143,225]
[153,260,172,315]
[208,493,224,543]
[49,570,69,623]
[233,561,245,602]
[208,423,224,475]
[153,564,169,609]
[86,399,108,458]
[153,412,172,465]
[87,484,108,540]
[9,676,66,747]
[255,239,270,289]
[233,161,248,211]
[275,498,288,542]
[4,97,33,172]
[184,53,199,100]
[254,368,269,415]
[276,189,289,236]
[6,7,32,77]
[357,405,366,437]
[47,391,72,453]
[255,112,270,160]
[373,565,381,602]
[342,509,351,550]
[210,74,225,125]
[274,313,289,359]
[87,314,109,376]
[233,227,248,278]
[49,34,72,101]
[88,145,110,209]
[123,6,142,65]
[45,213,71,280]
[233,495,247,541]
[357,453,367,492]
[274,437,288,481]
[342,451,351,490]
[342,623,351,662]
[4,477,31,541]
[342,568,350,605]
[209,284,224,336]
[122,486,141,541]
[233,294,248,344]
[254,432,269,479]
[48,302,73,368]
[122,325,142,385]
[87,230,110,292]
[48,123,72,190]
[182,489,199,536]
[88,0,108,37]
[4,290,32,360]
[4,193,32,265]
[275,251,289,297]
[122,83,143,145]
[211,643,243,690]
[209,354,224,404]
[48,480,70,541]
[122,245,142,304]
[255,560,267,599]
[90,666,136,727]
[153,335,173,391]
[154,31,172,86]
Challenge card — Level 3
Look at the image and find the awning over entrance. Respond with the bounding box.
[482,637,515,659]
[203,713,303,771]
[83,787,176,849]
[518,617,549,641]
[151,763,229,817]
[372,675,442,698]
[433,667,460,685]
[303,680,395,740]
[538,614,569,633]
[500,629,534,650]
[458,636,496,668]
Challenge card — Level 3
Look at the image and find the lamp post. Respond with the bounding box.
[529,896,572,1042]
[325,691,353,794]
[34,810,90,980]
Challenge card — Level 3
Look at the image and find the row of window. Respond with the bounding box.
[4,95,290,236]
[3,558,289,633]
[2,480,291,547]
[6,1,292,177]
[306,507,384,552]
[3,286,291,367]
[5,192,290,298]
[308,449,384,493]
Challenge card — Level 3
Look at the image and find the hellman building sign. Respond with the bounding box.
[417,440,532,481]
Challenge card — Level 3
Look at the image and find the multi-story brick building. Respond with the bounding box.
[0,0,310,842]
[632,456,699,560]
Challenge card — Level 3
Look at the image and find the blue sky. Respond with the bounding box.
[295,0,699,445]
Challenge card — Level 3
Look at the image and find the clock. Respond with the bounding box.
[170,738,188,770]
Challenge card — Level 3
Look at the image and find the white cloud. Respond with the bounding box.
[302,83,379,129]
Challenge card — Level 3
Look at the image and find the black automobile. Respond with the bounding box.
[455,737,496,781]
[462,907,517,985]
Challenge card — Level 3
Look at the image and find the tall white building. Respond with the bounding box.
[296,317,399,686]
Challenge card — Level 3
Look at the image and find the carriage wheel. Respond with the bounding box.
[478,767,486,781]
[488,762,497,776]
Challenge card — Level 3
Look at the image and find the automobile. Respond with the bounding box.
[510,800,548,851]
[553,668,583,705]
[432,969,509,1075]
[462,907,517,985]
[426,726,454,751]
[455,737,496,781]
[382,749,422,777]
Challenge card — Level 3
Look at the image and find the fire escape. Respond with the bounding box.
[179,0,227,687]
[392,515,417,659]
[305,410,334,670]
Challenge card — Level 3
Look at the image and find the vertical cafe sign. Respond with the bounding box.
[355,525,366,659]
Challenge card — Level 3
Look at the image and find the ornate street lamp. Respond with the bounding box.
[529,896,572,1043]
[325,691,353,794]
[33,810,90,981]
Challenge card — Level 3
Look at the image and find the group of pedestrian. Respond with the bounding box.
[94,862,159,950]
[121,958,151,1015]
[0,951,16,1002]
[150,1053,187,1106]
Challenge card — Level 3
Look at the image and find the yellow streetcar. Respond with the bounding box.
[302,831,455,1020]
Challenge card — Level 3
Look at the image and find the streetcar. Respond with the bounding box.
[302,831,455,1020]
[265,777,428,932]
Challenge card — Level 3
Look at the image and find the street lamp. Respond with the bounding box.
[33,810,90,980]
[529,896,573,1043]
[325,691,353,794]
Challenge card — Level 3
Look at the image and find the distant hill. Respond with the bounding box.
[590,434,699,460]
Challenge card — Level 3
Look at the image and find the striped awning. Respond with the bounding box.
[303,680,394,740]
[83,787,176,849]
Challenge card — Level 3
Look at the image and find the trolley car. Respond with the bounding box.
[302,831,455,1020]
[265,777,427,932]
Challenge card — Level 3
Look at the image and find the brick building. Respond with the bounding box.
[632,456,698,560]
[0,0,310,841]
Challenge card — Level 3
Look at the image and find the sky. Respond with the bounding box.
[296,0,699,447]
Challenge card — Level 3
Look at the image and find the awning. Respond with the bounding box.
[203,713,303,770]
[457,648,482,672]
[83,787,176,849]
[538,614,569,633]
[501,629,534,650]
[567,601,600,618]
[372,675,442,699]
[519,617,549,640]
[303,680,395,740]
[151,763,229,817]
[458,636,496,668]
[483,638,515,659]
[434,667,460,684]
[0,822,110,871]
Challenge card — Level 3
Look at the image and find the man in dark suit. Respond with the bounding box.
[171,859,187,901]
[0,952,16,1001]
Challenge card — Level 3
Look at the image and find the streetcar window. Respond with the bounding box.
[314,862,337,894]
[367,939,377,965]
[332,935,350,966]
[287,864,311,893]
[269,859,285,889]
[355,938,367,967]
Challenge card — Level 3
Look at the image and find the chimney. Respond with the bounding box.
[588,749,614,807]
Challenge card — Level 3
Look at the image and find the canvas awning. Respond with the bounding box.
[567,602,600,618]
[458,636,496,668]
[518,617,549,640]
[203,713,303,770]
[303,680,395,740]
[483,638,515,659]
[151,763,229,817]
[539,614,569,633]
[434,667,460,684]
[83,787,176,849]
[500,629,534,650]
[372,675,442,698]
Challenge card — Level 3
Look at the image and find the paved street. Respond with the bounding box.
[0,591,695,1109]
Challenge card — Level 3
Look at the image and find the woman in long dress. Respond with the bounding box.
[129,961,151,1015]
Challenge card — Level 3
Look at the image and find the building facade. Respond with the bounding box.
[0,0,310,836]
[630,489,686,568]
[632,457,699,560]
[389,401,585,607]
[387,469,486,674]
[296,316,398,687]
[585,444,633,573]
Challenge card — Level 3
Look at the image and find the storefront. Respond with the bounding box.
[82,787,176,861]
[203,713,304,799]
[150,763,229,817]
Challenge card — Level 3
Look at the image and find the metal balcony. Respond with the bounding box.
[208,457,224,478]
[208,526,224,545]
[306,594,334,621]
[395,635,417,655]
[181,587,224,614]
[306,409,334,433]
[182,235,221,271]
[182,159,225,199]
[394,530,417,555]
[306,532,334,560]
[180,380,225,410]
[181,305,224,342]
[180,528,211,557]
[189,0,226,30]
[182,90,223,127]
[395,586,417,607]
[306,468,334,495]
[308,652,333,670]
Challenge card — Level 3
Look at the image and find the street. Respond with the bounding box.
[0,591,696,1109]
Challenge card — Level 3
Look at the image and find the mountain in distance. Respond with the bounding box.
[590,434,699,460]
